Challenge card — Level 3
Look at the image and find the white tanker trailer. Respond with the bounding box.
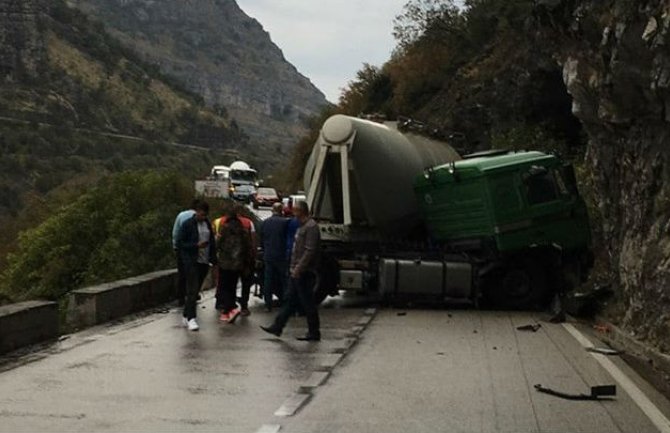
[304,114,463,302]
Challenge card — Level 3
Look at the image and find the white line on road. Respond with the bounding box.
[563,323,670,433]
[255,424,281,433]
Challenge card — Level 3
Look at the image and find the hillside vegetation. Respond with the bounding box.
[0,0,244,284]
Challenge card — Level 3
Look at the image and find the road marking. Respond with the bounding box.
[255,424,281,433]
[274,393,311,417]
[317,353,345,371]
[563,323,670,433]
[299,371,331,393]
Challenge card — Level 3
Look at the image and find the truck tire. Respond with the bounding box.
[484,262,549,310]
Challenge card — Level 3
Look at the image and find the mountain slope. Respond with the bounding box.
[0,0,240,271]
[70,0,329,162]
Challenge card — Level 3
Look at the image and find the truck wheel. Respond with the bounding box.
[485,264,548,310]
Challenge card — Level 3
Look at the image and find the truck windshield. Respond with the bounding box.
[231,170,256,183]
[526,172,558,205]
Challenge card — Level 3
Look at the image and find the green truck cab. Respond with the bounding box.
[415,150,593,307]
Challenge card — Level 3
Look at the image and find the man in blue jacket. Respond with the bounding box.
[176,201,216,331]
[260,202,289,311]
[172,199,200,306]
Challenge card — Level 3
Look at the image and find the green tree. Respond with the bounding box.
[0,171,193,302]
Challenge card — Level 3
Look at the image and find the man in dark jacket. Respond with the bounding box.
[261,201,321,341]
[260,202,289,311]
[176,201,216,331]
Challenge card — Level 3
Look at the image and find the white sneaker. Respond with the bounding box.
[182,317,189,327]
[187,318,199,331]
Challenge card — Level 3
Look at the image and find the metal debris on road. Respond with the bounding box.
[534,384,616,401]
[516,324,542,332]
[586,347,623,356]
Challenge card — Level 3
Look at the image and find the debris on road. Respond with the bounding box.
[396,312,407,316]
[534,384,616,400]
[586,347,623,356]
[564,284,614,318]
[517,324,542,332]
[593,323,610,334]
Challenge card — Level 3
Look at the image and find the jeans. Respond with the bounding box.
[263,260,287,309]
[217,269,241,313]
[183,262,209,320]
[271,272,320,337]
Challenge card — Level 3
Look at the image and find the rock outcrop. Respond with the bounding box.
[0,0,46,80]
[538,1,670,348]
[70,0,328,155]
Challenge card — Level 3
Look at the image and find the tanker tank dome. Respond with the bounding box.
[230,161,253,171]
[321,114,356,144]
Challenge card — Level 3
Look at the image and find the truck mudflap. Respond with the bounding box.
[378,258,473,302]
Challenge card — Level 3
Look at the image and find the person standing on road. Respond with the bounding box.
[176,201,216,331]
[285,214,300,264]
[213,205,257,316]
[216,208,254,324]
[172,199,200,306]
[260,202,289,312]
[261,201,321,341]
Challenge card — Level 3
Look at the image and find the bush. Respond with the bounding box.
[0,171,194,301]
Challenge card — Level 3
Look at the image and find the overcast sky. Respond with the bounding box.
[236,0,411,103]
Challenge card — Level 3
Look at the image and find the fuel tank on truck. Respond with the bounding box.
[304,114,461,237]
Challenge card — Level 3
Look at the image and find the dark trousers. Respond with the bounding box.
[217,269,241,313]
[183,262,209,319]
[263,260,286,309]
[176,251,186,301]
[239,272,253,309]
[272,272,320,337]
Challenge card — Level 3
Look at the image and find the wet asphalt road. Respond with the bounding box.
[0,292,369,432]
[2,299,670,432]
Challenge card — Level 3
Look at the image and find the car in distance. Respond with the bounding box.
[230,184,256,202]
[252,187,281,209]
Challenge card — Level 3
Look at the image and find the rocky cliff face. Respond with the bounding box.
[538,1,670,347]
[0,0,46,80]
[70,0,328,156]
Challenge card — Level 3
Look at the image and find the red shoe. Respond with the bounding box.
[219,311,230,322]
[228,308,241,324]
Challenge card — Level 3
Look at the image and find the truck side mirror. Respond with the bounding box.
[522,165,548,183]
